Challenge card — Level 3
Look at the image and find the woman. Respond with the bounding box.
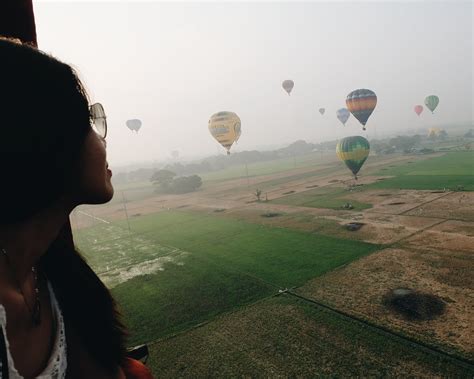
[0,39,152,378]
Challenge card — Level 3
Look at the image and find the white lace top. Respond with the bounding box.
[0,282,67,378]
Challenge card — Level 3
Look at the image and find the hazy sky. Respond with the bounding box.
[35,1,473,166]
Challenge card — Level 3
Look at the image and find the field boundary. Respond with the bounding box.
[284,290,474,370]
[399,191,454,215]
[143,285,474,372]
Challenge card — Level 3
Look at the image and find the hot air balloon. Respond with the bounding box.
[424,95,439,113]
[282,80,294,95]
[319,108,325,115]
[428,127,441,138]
[337,108,350,126]
[414,105,423,116]
[336,136,370,179]
[126,119,142,133]
[208,111,241,155]
[346,89,377,130]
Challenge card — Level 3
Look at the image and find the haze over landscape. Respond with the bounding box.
[35,1,473,167]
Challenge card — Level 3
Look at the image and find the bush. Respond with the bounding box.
[154,174,202,194]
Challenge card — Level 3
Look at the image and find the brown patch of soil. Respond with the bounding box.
[405,192,474,221]
[405,228,474,254]
[356,190,448,215]
[298,248,474,359]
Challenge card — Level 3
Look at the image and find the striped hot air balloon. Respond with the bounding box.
[346,89,377,130]
[336,136,370,179]
[319,108,325,115]
[424,95,439,113]
[208,111,241,155]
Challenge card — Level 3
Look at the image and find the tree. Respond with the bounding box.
[151,169,176,191]
[438,130,448,141]
[389,136,420,152]
[170,175,202,194]
[428,131,438,141]
[254,189,262,202]
[151,169,176,183]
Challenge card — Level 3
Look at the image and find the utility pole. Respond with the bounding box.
[245,162,250,188]
[121,191,131,232]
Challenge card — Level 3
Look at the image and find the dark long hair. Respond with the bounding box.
[0,38,127,373]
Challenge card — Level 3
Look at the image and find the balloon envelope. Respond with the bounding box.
[336,108,350,126]
[319,108,325,115]
[336,136,370,178]
[208,111,241,155]
[282,80,294,95]
[424,95,439,113]
[414,105,423,116]
[126,119,142,132]
[346,89,377,130]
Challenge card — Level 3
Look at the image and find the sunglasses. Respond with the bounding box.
[90,103,107,139]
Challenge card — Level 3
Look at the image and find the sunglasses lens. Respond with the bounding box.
[90,103,107,138]
[94,118,107,138]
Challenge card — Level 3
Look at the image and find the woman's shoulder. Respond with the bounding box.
[0,282,68,379]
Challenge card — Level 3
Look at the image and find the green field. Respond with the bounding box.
[370,152,474,190]
[200,151,334,182]
[75,211,380,345]
[72,150,474,375]
[270,152,473,210]
[271,186,372,210]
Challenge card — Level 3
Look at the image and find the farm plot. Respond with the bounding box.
[75,210,380,345]
[148,296,473,378]
[297,246,474,359]
[369,152,474,191]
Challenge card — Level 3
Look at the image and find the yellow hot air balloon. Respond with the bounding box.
[427,127,441,138]
[208,111,241,155]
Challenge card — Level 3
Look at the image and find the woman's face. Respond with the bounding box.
[76,130,114,204]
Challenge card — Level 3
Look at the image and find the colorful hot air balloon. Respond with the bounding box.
[282,80,294,95]
[424,95,439,113]
[346,89,377,130]
[336,136,370,179]
[337,108,350,126]
[428,127,441,138]
[126,119,142,133]
[414,105,423,116]
[208,111,241,155]
[319,108,325,115]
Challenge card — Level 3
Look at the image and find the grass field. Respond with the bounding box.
[72,148,474,376]
[199,151,334,182]
[370,152,474,191]
[148,296,474,378]
[75,210,380,345]
[271,186,372,210]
